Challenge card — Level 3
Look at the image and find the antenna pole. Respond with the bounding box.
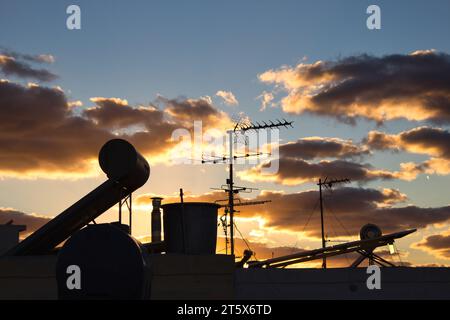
[317,177,350,269]
[228,130,235,256]
[319,179,326,269]
[206,118,294,259]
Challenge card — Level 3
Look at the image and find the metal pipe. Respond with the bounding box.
[248,229,416,268]
[228,131,235,256]
[151,197,163,242]
[318,179,326,269]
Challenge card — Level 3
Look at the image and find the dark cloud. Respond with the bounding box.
[159,96,230,127]
[0,80,229,176]
[0,55,57,82]
[260,50,450,124]
[414,232,450,260]
[240,132,423,186]
[280,137,369,160]
[0,47,55,64]
[140,187,450,239]
[245,188,450,238]
[236,187,414,237]
[0,80,112,174]
[137,188,443,266]
[239,158,414,185]
[85,97,167,130]
[0,208,51,236]
[366,126,450,160]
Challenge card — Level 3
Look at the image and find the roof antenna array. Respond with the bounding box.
[317,177,351,268]
[205,117,293,257]
[235,118,294,132]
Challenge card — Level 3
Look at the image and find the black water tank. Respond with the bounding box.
[360,223,382,240]
[99,139,150,189]
[55,223,151,299]
[162,202,219,255]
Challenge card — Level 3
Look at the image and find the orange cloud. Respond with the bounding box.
[413,230,450,260]
[216,90,238,106]
[0,80,232,179]
[136,186,450,241]
[0,54,57,82]
[0,208,51,238]
[259,51,450,124]
[238,158,421,186]
[280,137,369,160]
[365,126,450,159]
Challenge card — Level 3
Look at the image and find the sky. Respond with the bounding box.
[1,0,450,267]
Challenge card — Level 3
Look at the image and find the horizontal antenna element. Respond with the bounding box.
[235,119,294,132]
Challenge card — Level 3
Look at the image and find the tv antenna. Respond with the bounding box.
[206,118,293,257]
[215,198,271,255]
[317,177,350,268]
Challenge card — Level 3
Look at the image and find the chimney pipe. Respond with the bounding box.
[151,197,163,242]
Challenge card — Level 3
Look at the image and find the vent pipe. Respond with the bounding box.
[151,197,163,242]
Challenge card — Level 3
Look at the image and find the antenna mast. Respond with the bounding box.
[317,177,350,268]
[228,119,293,256]
[205,119,293,257]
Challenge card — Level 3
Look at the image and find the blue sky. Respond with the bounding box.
[2,0,448,198]
[1,0,450,265]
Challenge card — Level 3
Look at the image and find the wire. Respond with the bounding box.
[323,200,352,265]
[302,198,320,234]
[289,198,320,254]
[233,221,254,260]
[323,201,352,238]
[325,209,350,266]
[394,243,404,266]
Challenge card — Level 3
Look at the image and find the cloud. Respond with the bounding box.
[0,80,231,178]
[218,237,304,261]
[0,208,51,237]
[135,186,450,240]
[259,50,450,124]
[280,137,369,160]
[159,96,232,129]
[413,230,450,260]
[135,187,449,267]
[366,126,450,159]
[216,90,238,106]
[238,136,396,185]
[0,80,113,176]
[86,97,174,131]
[240,188,450,239]
[365,126,450,177]
[256,91,275,111]
[0,48,55,64]
[135,190,223,208]
[239,158,418,185]
[0,55,57,82]
[395,158,450,177]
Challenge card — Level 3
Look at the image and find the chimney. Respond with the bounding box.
[151,197,163,242]
[0,223,26,255]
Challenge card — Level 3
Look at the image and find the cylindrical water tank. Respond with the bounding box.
[99,139,150,189]
[7,139,150,256]
[56,223,151,299]
[162,202,219,255]
[360,223,382,240]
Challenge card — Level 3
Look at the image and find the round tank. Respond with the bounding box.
[99,139,150,189]
[360,223,382,240]
[56,223,151,299]
[162,202,219,255]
